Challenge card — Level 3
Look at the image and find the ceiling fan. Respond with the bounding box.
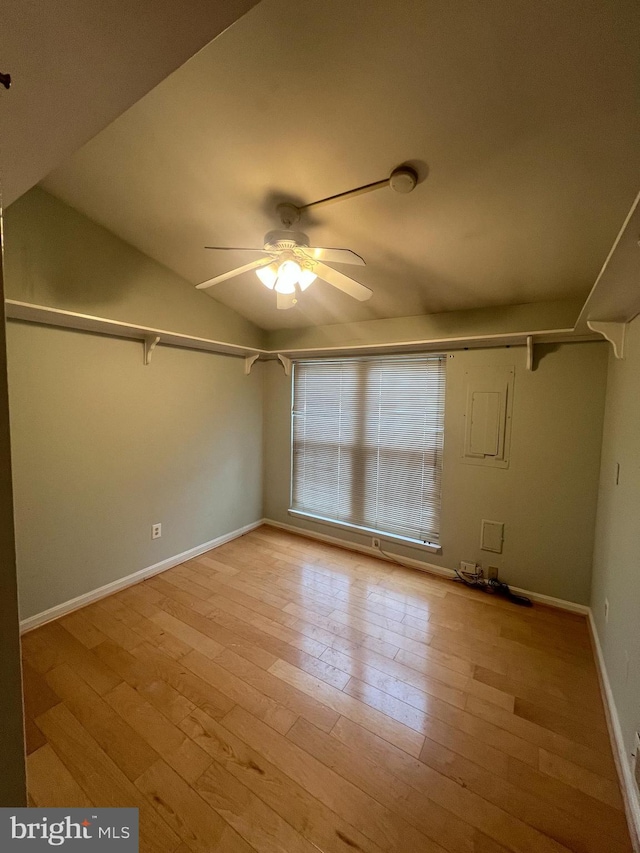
[196,165,419,309]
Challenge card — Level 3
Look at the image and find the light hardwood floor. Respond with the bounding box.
[22,525,633,853]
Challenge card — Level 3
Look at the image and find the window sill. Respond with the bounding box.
[287,509,442,554]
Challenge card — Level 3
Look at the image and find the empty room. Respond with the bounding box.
[1,1,639,851]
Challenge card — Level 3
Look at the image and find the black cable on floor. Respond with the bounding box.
[453,569,532,607]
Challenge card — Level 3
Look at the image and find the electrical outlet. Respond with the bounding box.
[487,565,499,580]
[152,523,162,540]
[604,598,609,623]
[372,538,380,549]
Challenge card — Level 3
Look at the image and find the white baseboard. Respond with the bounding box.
[588,611,640,852]
[19,512,636,849]
[505,584,589,616]
[19,519,264,634]
[265,518,637,845]
[262,518,589,615]
[263,517,456,579]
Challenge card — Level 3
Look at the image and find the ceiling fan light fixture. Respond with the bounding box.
[255,256,317,298]
[274,279,296,295]
[255,263,278,289]
[274,259,301,293]
[298,267,317,291]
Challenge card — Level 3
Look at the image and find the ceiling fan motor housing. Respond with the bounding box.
[263,230,310,252]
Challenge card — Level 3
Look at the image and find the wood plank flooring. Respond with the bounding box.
[22,525,633,853]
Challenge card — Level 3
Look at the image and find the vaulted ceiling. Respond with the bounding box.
[1,0,258,205]
[40,0,640,330]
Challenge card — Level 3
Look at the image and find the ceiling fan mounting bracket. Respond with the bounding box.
[276,203,301,228]
[389,166,418,194]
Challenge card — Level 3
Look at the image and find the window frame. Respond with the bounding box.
[288,354,445,553]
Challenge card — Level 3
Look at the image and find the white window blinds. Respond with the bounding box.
[291,355,446,544]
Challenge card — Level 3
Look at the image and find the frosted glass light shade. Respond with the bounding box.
[277,260,301,285]
[298,268,317,291]
[257,258,314,295]
[274,260,300,293]
[274,277,296,294]
[256,263,277,289]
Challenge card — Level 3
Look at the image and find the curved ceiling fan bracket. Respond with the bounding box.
[276,202,301,228]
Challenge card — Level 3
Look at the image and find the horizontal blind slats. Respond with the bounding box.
[292,356,445,543]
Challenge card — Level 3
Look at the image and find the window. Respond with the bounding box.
[290,355,446,546]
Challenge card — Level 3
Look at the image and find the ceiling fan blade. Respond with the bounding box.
[204,246,268,253]
[314,262,373,301]
[276,291,298,310]
[297,247,365,266]
[195,257,272,289]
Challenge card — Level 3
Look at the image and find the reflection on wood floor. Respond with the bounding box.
[22,525,633,852]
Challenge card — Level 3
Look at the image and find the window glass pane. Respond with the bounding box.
[291,356,445,543]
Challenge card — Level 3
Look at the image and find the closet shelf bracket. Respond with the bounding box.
[144,334,161,365]
[525,335,534,371]
[277,354,292,376]
[587,321,626,359]
[244,353,260,375]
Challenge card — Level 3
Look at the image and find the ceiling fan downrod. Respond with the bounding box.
[277,164,418,227]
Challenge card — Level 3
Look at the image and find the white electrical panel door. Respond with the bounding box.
[462,367,514,468]
[468,391,501,456]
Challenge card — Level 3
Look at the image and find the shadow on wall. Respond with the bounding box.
[5,188,149,309]
[532,342,562,371]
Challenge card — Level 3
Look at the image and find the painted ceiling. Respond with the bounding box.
[40,0,640,330]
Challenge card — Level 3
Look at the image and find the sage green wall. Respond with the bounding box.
[4,189,265,621]
[0,185,612,623]
[266,298,583,351]
[264,341,608,604]
[4,187,265,349]
[0,221,27,805]
[7,323,263,619]
[591,313,640,767]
